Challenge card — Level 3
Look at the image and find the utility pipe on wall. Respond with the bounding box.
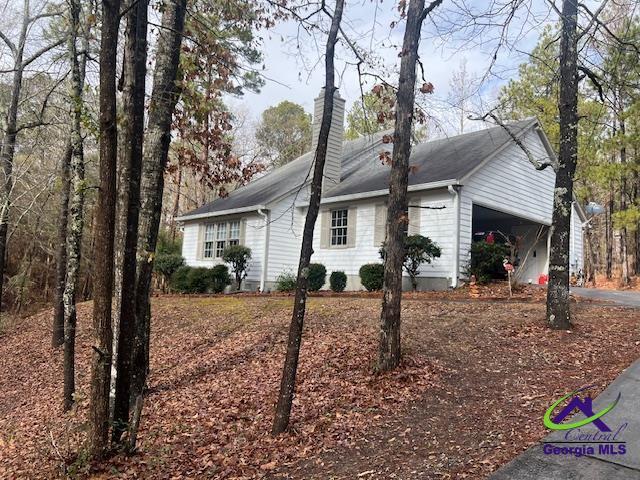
[257,209,270,292]
[448,185,461,288]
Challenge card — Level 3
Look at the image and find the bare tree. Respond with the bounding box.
[62,0,89,412]
[546,0,579,330]
[89,0,120,458]
[378,0,442,372]
[112,0,149,446]
[128,0,187,451]
[0,0,63,311]
[272,0,345,435]
[52,144,70,347]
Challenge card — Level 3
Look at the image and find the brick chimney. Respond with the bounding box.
[311,88,346,191]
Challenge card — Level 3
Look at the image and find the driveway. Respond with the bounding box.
[572,287,640,308]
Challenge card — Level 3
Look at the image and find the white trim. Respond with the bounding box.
[295,179,458,207]
[176,204,267,222]
[448,185,461,288]
[459,120,538,184]
[257,209,270,292]
[470,198,551,226]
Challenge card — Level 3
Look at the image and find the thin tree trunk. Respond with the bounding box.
[0,21,26,313]
[619,115,629,285]
[606,189,613,278]
[546,0,578,330]
[52,143,72,347]
[379,0,442,370]
[272,0,345,435]
[169,166,182,240]
[89,0,120,458]
[62,0,87,413]
[113,0,148,445]
[128,0,186,450]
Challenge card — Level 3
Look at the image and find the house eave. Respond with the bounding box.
[176,204,267,222]
[294,179,459,207]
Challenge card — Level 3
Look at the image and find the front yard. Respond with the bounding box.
[0,295,638,479]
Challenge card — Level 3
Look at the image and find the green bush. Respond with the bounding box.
[154,254,185,278]
[154,253,185,292]
[170,265,230,293]
[467,241,510,284]
[307,263,326,291]
[222,245,252,290]
[275,271,297,292]
[359,263,385,291]
[156,230,182,255]
[329,271,347,292]
[380,234,441,291]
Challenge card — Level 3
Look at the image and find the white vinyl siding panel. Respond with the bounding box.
[266,191,304,281]
[459,129,556,277]
[311,190,455,287]
[182,213,265,283]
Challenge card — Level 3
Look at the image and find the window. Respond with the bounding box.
[202,220,243,259]
[215,223,227,257]
[203,224,215,258]
[228,220,240,247]
[330,209,348,246]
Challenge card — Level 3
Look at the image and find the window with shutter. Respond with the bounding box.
[330,209,348,246]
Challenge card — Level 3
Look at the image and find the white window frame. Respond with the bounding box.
[202,219,243,259]
[330,208,348,247]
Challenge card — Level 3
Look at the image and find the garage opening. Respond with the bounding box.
[471,204,549,283]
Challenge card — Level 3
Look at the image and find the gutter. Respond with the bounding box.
[295,179,459,207]
[176,204,267,222]
[448,185,461,288]
[257,208,270,292]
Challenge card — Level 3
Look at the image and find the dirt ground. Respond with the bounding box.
[0,296,638,479]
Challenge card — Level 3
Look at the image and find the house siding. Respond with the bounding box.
[310,189,455,290]
[459,129,556,277]
[265,191,304,283]
[182,213,266,286]
[570,203,584,274]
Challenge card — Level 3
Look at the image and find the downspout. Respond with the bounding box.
[448,185,461,288]
[257,209,270,292]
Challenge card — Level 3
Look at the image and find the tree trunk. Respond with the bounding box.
[89,0,120,458]
[62,0,86,412]
[128,0,186,450]
[112,0,148,445]
[272,0,344,435]
[618,116,629,285]
[169,166,182,240]
[0,30,26,313]
[52,143,72,347]
[379,0,442,370]
[606,189,613,278]
[546,0,578,330]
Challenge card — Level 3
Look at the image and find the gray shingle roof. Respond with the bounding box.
[179,118,538,219]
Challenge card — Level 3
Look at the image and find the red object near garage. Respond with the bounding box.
[538,274,548,285]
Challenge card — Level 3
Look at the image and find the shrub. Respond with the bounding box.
[380,234,442,291]
[359,263,385,291]
[156,229,182,255]
[170,265,230,293]
[153,254,185,292]
[307,263,326,291]
[467,241,510,284]
[329,271,347,292]
[276,271,297,292]
[222,245,252,290]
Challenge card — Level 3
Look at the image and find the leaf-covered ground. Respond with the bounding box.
[0,296,638,479]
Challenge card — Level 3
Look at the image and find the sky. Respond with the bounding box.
[234,0,556,136]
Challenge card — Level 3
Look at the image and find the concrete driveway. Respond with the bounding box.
[572,287,640,308]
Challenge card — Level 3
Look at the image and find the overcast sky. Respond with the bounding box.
[234,0,556,136]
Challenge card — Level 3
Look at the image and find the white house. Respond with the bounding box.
[176,89,586,291]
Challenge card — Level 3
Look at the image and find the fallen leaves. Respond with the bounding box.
[0,296,638,479]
